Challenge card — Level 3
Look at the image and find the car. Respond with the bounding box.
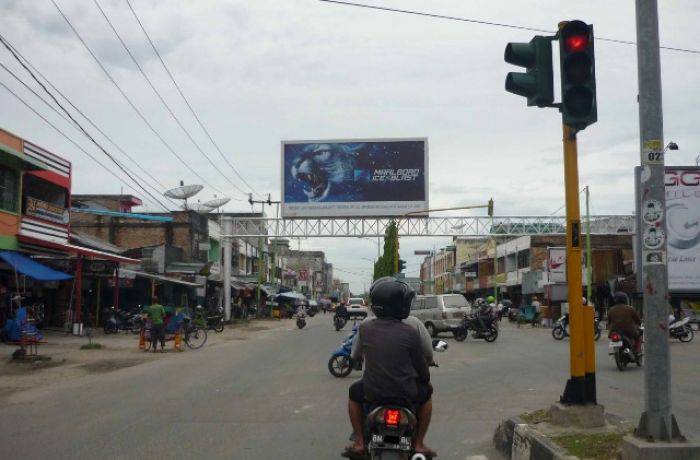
[346,297,369,318]
[410,294,471,337]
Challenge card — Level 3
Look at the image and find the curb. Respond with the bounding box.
[494,417,576,460]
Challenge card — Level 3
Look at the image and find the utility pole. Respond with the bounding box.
[585,186,592,303]
[633,0,681,442]
[222,217,233,322]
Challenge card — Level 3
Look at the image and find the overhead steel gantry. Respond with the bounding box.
[221,215,635,238]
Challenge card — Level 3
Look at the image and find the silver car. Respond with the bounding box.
[410,294,471,337]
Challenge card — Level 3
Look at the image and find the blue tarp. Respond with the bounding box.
[0,251,72,281]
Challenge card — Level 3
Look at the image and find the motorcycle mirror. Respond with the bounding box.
[432,339,448,352]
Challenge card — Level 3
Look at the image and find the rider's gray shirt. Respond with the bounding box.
[351,315,433,361]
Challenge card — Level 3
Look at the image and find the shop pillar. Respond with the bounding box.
[74,257,83,335]
[113,265,120,311]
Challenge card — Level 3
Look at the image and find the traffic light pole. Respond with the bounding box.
[560,124,589,405]
[633,0,682,442]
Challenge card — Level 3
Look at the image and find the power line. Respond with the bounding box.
[318,0,700,55]
[0,34,171,211]
[92,0,248,198]
[125,0,263,199]
[0,33,177,204]
[49,0,223,193]
[0,59,177,210]
[0,79,167,211]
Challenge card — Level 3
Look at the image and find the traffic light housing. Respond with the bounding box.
[559,20,597,130]
[398,259,406,273]
[487,198,494,217]
[504,36,554,107]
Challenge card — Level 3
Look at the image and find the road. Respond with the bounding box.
[0,316,698,459]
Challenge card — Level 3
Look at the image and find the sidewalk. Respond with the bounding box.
[0,318,289,405]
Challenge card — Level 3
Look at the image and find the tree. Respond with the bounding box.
[373,221,400,280]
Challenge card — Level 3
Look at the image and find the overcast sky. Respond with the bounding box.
[1,0,699,293]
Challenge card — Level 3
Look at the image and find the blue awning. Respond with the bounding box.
[0,251,72,281]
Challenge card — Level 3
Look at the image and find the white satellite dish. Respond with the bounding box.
[187,203,215,213]
[204,197,231,208]
[164,184,203,200]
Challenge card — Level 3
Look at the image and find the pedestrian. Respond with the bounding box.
[146,295,166,353]
[531,295,542,327]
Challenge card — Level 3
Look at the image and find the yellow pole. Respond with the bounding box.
[561,123,586,405]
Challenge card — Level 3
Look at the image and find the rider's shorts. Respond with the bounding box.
[349,379,433,406]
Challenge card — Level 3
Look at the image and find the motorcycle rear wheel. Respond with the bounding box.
[552,326,565,340]
[679,326,694,343]
[297,319,306,329]
[484,326,499,342]
[594,327,601,341]
[328,355,352,378]
[614,349,627,371]
[213,319,225,333]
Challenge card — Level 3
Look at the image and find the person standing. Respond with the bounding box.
[146,295,166,353]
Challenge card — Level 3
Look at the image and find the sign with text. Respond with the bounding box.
[26,196,68,225]
[282,138,428,217]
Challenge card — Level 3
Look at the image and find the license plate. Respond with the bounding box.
[609,341,622,348]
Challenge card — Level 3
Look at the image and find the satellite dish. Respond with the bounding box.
[164,184,204,200]
[187,203,215,213]
[204,197,231,208]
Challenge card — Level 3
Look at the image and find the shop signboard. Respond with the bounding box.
[26,196,69,225]
[281,138,428,217]
[635,167,700,292]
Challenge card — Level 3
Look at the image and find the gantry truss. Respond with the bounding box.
[222,215,635,238]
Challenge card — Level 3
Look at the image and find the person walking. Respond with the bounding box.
[146,295,166,353]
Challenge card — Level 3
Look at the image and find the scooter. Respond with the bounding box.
[328,324,358,377]
[552,313,602,341]
[296,312,307,329]
[609,327,643,371]
[334,313,348,331]
[104,306,143,334]
[669,316,694,343]
[349,339,447,460]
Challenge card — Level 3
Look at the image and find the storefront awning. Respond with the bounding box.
[18,235,139,264]
[120,269,203,288]
[0,250,72,281]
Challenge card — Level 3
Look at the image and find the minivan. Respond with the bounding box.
[410,294,471,337]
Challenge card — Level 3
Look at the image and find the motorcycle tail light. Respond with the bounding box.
[610,332,621,341]
[384,409,401,427]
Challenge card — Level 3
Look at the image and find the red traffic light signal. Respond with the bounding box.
[559,20,596,130]
[564,34,589,53]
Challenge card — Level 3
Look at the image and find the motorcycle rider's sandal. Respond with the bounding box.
[341,445,366,458]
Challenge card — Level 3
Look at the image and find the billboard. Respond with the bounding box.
[635,167,700,292]
[281,138,428,217]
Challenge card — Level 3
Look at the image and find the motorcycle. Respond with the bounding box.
[194,305,225,333]
[552,314,602,341]
[357,339,447,460]
[296,312,307,329]
[451,313,498,342]
[669,316,694,343]
[104,306,143,334]
[328,324,359,377]
[609,328,643,371]
[334,313,348,331]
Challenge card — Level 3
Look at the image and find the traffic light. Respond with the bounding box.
[398,259,406,273]
[487,198,494,217]
[504,36,554,107]
[559,20,597,130]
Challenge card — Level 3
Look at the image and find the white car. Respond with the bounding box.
[346,297,369,318]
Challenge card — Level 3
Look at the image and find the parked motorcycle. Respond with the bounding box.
[669,316,694,343]
[354,339,447,460]
[451,313,498,342]
[103,306,143,334]
[328,324,359,378]
[609,328,643,371]
[552,314,601,341]
[195,305,225,333]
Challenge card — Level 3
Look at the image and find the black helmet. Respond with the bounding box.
[369,276,414,320]
[613,291,629,305]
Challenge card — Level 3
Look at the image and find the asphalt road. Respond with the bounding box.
[0,316,698,459]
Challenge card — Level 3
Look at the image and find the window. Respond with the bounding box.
[518,249,531,269]
[442,295,467,308]
[23,174,67,207]
[424,296,438,309]
[0,165,19,213]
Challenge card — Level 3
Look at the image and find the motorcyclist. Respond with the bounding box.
[343,277,434,458]
[475,297,493,333]
[335,301,348,321]
[295,302,307,318]
[607,292,642,354]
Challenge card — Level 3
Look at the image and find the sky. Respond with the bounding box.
[1,0,699,293]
